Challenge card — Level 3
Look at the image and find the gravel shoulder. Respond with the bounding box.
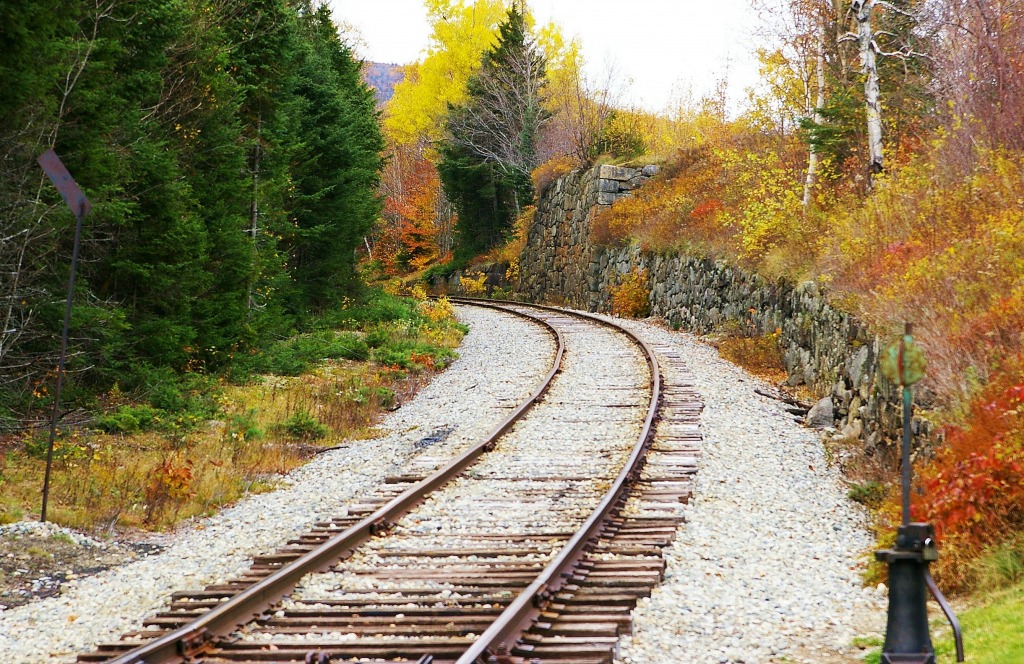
[0,305,554,664]
[607,316,887,664]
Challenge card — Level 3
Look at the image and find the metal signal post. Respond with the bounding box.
[876,323,963,663]
[37,149,92,523]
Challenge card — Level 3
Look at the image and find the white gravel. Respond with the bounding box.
[0,305,554,663]
[0,522,106,549]
[607,317,886,664]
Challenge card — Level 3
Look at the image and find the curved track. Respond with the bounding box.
[78,301,702,664]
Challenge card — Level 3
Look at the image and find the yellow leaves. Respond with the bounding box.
[419,296,455,324]
[460,271,488,296]
[381,279,404,296]
[385,2,572,147]
[384,0,506,144]
[409,282,429,301]
[610,268,650,318]
[173,123,201,142]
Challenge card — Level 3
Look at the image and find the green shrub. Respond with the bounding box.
[226,409,264,442]
[375,387,396,409]
[342,291,421,326]
[372,338,455,370]
[421,258,468,282]
[23,430,85,461]
[324,332,369,360]
[364,327,390,349]
[847,481,887,508]
[24,434,52,459]
[94,404,163,434]
[236,330,372,378]
[277,411,328,440]
[489,286,512,300]
[347,386,396,408]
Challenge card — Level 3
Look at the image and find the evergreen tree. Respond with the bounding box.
[0,0,386,408]
[224,0,299,337]
[60,0,211,371]
[285,3,384,311]
[0,0,77,387]
[438,7,549,259]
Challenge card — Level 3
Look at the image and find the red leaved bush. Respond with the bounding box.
[909,359,1024,588]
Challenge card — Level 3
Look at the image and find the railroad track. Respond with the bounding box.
[78,301,703,664]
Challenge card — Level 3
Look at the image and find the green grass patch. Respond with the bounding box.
[933,581,1024,663]
[233,331,370,378]
[0,288,466,533]
[863,581,1024,663]
[848,481,887,508]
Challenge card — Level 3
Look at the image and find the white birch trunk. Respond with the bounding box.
[853,0,885,175]
[803,34,827,209]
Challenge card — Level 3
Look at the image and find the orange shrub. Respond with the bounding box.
[610,268,650,318]
[590,147,732,252]
[532,156,577,195]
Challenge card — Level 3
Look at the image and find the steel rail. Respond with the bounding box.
[103,304,566,664]
[448,298,662,664]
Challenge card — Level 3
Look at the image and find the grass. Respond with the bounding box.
[0,290,466,532]
[862,582,1024,663]
[934,582,1024,663]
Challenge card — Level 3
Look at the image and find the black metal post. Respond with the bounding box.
[40,200,85,523]
[876,524,937,664]
[876,321,963,663]
[902,384,912,524]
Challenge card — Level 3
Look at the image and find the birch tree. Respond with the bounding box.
[849,0,885,174]
[753,0,838,208]
[844,0,931,178]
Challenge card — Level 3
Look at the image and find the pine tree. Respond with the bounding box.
[224,0,298,337]
[0,0,387,407]
[438,7,549,259]
[285,3,384,311]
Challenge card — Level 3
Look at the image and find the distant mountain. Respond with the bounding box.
[363,62,404,105]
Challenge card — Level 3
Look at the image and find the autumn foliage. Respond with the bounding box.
[610,268,651,318]
[561,0,1024,592]
[377,145,445,275]
[893,357,1024,589]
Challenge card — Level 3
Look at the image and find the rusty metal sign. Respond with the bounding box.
[37,149,91,218]
[881,328,926,386]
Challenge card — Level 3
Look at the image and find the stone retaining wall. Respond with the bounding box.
[514,163,934,459]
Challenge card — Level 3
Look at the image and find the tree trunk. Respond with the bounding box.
[803,33,827,210]
[247,114,262,312]
[854,0,885,177]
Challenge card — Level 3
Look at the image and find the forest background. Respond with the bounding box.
[0,0,472,535]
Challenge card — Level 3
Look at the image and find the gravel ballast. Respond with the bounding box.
[0,305,554,663]
[286,309,650,630]
[610,317,886,664]
[1,305,889,664]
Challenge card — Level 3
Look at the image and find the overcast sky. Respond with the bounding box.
[329,0,765,114]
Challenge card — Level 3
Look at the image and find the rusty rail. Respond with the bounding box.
[102,304,566,664]
[447,299,661,664]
